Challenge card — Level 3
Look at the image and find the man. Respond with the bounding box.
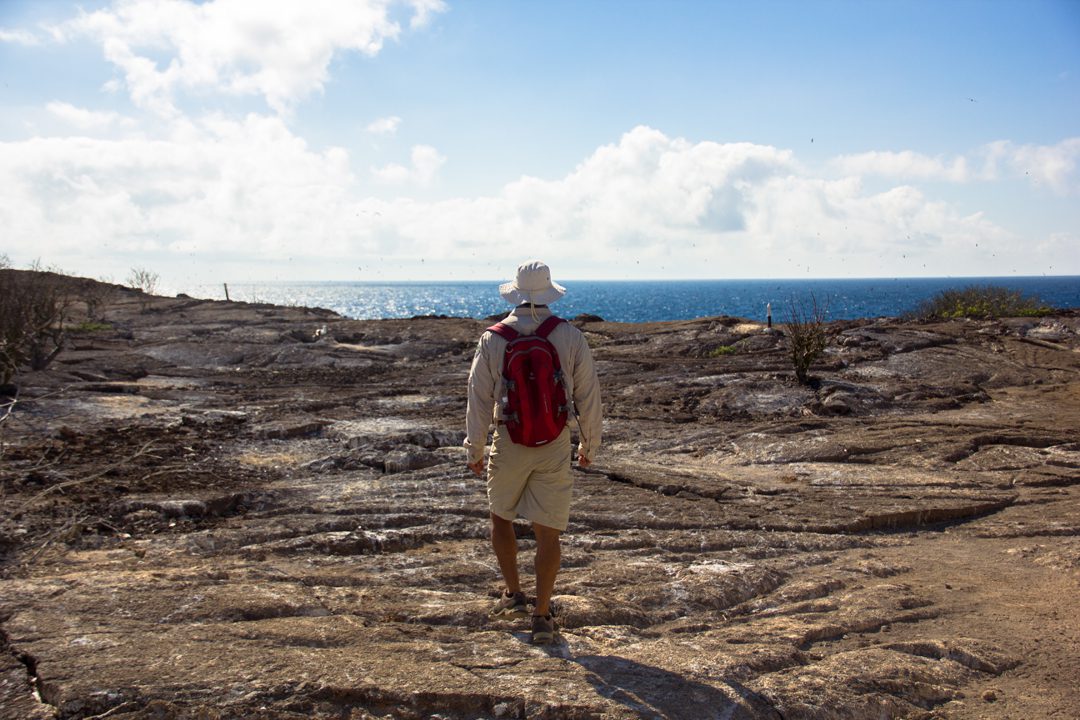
[465,260,602,645]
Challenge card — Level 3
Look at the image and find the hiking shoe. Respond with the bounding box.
[490,590,529,619]
[530,614,557,645]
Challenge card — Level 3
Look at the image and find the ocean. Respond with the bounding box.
[187,276,1080,323]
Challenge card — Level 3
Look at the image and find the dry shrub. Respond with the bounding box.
[127,267,159,295]
[127,267,160,313]
[80,280,117,322]
[0,270,72,385]
[785,294,828,385]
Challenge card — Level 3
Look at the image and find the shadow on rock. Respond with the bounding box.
[554,650,783,720]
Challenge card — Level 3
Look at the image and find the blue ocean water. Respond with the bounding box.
[190,276,1080,323]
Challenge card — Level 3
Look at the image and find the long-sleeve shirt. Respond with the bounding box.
[465,305,602,465]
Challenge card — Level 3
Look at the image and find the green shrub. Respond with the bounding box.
[707,345,737,357]
[915,285,1053,320]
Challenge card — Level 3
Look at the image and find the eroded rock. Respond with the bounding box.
[1,289,1078,719]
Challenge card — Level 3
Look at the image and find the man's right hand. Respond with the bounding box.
[467,459,485,478]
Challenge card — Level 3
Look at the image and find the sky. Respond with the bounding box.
[1,0,1078,290]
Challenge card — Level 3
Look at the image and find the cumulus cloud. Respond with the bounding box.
[834,139,1080,195]
[0,122,1066,283]
[372,145,446,186]
[0,114,359,271]
[52,0,446,115]
[408,0,447,29]
[831,150,971,182]
[354,127,1026,277]
[981,138,1080,195]
[366,116,402,135]
[47,101,136,131]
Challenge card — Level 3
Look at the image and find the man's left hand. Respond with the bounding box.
[467,459,485,477]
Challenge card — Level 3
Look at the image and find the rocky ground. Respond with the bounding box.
[1,283,1078,719]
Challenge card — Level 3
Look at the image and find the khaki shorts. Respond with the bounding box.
[487,426,573,531]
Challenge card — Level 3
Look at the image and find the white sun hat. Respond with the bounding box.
[499,260,567,305]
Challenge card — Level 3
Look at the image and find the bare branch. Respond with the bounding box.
[785,293,829,385]
[126,267,159,295]
[16,439,159,513]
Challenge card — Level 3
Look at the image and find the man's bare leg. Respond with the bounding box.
[532,522,561,616]
[490,513,521,594]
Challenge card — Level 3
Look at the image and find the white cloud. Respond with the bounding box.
[833,139,1080,195]
[831,150,970,182]
[47,101,136,131]
[408,0,448,29]
[53,0,446,115]
[372,144,445,186]
[0,27,42,45]
[0,114,359,272]
[355,127,1028,277]
[1,122,1070,283]
[366,116,402,135]
[981,138,1080,195]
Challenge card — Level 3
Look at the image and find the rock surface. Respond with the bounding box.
[1,286,1078,719]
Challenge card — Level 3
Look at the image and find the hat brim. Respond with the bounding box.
[499,280,566,305]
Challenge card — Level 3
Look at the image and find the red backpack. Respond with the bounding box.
[487,315,569,447]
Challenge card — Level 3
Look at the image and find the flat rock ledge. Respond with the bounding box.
[1,287,1078,719]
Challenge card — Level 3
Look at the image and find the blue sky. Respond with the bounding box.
[1,0,1077,289]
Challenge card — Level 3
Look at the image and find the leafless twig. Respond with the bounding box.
[140,465,195,483]
[785,293,829,385]
[84,701,143,719]
[0,392,15,461]
[16,439,159,513]
[22,508,90,564]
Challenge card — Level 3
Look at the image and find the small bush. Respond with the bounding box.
[127,267,159,295]
[127,267,160,313]
[0,270,72,384]
[915,285,1053,320]
[81,281,117,322]
[785,294,828,385]
[707,345,737,357]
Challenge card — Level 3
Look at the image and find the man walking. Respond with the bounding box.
[465,260,602,644]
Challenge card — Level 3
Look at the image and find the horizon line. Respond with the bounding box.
[195,273,1080,285]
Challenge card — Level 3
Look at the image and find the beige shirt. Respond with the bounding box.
[465,306,602,465]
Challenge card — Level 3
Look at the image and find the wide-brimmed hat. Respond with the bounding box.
[499,260,566,305]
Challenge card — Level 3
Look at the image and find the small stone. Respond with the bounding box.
[383,445,443,473]
[982,689,998,703]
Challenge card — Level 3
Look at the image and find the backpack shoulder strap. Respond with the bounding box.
[486,322,519,342]
[534,315,565,339]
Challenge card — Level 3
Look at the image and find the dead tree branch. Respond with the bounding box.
[16,439,159,513]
